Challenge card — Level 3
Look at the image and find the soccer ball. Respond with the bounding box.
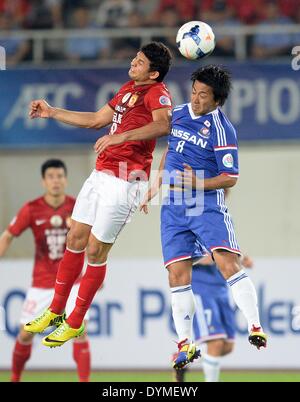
[176,21,216,60]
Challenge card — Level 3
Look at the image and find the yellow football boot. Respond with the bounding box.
[24,309,65,333]
[42,321,85,348]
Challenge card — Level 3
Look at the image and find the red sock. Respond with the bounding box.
[11,340,32,382]
[50,249,85,314]
[67,262,106,329]
[73,340,91,382]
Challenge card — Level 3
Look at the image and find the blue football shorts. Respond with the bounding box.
[192,280,236,342]
[161,189,240,267]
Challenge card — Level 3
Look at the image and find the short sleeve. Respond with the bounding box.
[107,82,130,110]
[108,92,118,110]
[144,86,172,112]
[212,117,239,178]
[7,203,31,237]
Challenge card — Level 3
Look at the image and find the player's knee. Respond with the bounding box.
[67,230,87,251]
[168,267,191,286]
[219,261,240,280]
[19,328,34,344]
[87,243,107,264]
[222,342,234,356]
[207,339,225,356]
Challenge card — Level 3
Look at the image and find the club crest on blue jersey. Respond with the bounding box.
[199,127,210,139]
[222,153,234,168]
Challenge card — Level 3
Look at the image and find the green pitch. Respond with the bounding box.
[1,371,300,382]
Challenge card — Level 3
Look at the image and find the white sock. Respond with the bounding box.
[202,353,221,382]
[227,270,261,332]
[171,285,195,342]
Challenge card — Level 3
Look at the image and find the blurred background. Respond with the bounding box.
[1,0,300,380]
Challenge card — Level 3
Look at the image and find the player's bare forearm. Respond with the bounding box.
[123,120,170,142]
[0,230,13,257]
[50,108,101,128]
[94,120,170,155]
[203,174,238,190]
[154,146,169,191]
[177,164,238,190]
[29,100,113,129]
[140,146,168,214]
[94,107,171,154]
[123,107,171,142]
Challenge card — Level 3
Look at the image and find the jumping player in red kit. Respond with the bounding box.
[25,42,172,347]
[0,159,90,382]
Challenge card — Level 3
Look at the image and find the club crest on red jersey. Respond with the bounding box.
[50,215,63,227]
[128,94,139,107]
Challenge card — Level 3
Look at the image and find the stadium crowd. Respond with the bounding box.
[0,0,299,64]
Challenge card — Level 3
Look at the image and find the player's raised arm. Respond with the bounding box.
[123,107,171,142]
[177,163,238,191]
[140,146,168,214]
[94,107,171,154]
[0,230,14,257]
[29,100,114,130]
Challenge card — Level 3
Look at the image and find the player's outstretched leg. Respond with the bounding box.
[227,270,268,349]
[248,325,267,350]
[173,338,201,370]
[168,261,200,369]
[42,319,85,348]
[23,309,65,333]
[214,251,267,350]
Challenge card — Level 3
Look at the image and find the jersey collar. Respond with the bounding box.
[187,103,218,120]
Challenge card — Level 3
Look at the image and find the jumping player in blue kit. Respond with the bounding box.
[141,65,267,370]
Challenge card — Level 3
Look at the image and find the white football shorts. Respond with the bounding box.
[71,170,148,243]
[20,284,89,324]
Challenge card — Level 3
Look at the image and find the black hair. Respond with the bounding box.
[140,42,172,82]
[41,159,67,178]
[191,65,232,106]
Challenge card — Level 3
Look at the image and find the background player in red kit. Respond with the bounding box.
[0,159,90,382]
[25,42,172,347]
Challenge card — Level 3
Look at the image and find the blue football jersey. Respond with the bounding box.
[163,103,239,184]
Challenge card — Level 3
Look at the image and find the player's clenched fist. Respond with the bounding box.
[29,99,53,119]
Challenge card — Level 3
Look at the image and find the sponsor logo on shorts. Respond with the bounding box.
[159,95,171,106]
[222,153,234,168]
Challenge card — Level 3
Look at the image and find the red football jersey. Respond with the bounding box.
[96,80,172,180]
[8,196,76,289]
